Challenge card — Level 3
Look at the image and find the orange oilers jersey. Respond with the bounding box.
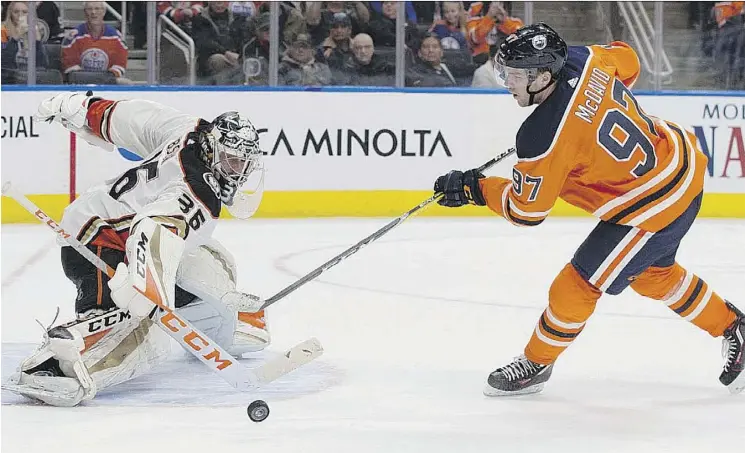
[479,42,708,233]
[466,2,524,56]
[62,24,128,77]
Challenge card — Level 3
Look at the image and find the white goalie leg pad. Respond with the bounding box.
[116,217,185,316]
[4,309,172,406]
[4,325,96,407]
[177,240,270,355]
[81,313,172,391]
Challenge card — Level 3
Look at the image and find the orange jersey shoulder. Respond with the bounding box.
[481,44,706,232]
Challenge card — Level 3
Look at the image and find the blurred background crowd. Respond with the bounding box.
[2,1,743,90]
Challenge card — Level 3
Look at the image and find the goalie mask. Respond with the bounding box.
[200,112,265,219]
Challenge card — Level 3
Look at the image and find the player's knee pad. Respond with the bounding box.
[548,264,602,322]
[630,263,686,300]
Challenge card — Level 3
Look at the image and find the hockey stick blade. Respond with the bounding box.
[252,337,324,385]
[260,147,516,309]
[2,182,321,393]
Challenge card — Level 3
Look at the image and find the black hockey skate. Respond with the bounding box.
[720,302,745,394]
[484,354,553,396]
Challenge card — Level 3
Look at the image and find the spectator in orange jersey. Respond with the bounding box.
[466,1,523,65]
[61,1,129,84]
[433,23,745,396]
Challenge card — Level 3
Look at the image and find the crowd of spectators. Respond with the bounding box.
[1,1,524,87]
[1,1,742,89]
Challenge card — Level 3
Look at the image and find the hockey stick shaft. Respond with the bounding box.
[1,183,322,391]
[261,148,516,309]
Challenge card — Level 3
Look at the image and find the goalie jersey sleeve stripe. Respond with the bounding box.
[87,99,118,143]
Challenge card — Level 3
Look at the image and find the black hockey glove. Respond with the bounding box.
[433,169,487,207]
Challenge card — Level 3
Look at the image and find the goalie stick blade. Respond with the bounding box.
[251,338,324,385]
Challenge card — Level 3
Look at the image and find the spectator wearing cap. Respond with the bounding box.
[406,34,456,87]
[218,11,271,85]
[212,10,273,85]
[317,11,354,69]
[279,33,332,86]
[336,32,394,85]
[305,1,369,46]
[241,12,271,59]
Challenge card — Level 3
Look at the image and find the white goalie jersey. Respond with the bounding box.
[60,99,224,253]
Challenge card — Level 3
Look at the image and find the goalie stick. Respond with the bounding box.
[260,148,517,310]
[1,182,323,392]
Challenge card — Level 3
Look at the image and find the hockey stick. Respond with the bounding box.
[260,147,517,310]
[1,182,323,392]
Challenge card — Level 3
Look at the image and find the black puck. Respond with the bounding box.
[247,399,270,422]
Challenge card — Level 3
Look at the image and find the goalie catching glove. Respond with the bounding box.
[434,169,487,207]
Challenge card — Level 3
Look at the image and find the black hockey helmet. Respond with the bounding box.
[494,23,567,105]
[495,22,568,79]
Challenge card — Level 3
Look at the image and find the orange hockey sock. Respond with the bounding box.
[631,263,737,337]
[524,264,602,365]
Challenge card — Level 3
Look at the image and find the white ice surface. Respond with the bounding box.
[2,218,744,453]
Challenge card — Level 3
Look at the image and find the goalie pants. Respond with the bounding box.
[525,192,738,365]
[61,245,198,316]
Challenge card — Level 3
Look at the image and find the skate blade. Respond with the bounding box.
[483,382,545,397]
[727,372,745,395]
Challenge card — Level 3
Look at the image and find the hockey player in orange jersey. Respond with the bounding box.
[433,23,745,396]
